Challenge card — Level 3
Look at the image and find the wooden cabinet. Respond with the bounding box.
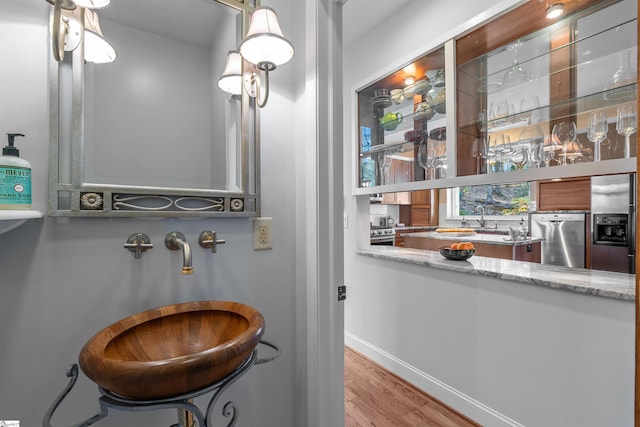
[381,159,412,205]
[382,191,411,205]
[536,177,590,211]
[398,189,439,226]
[403,235,542,262]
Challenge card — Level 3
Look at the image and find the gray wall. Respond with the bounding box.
[0,1,300,426]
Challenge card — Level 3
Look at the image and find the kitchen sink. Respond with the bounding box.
[78,300,265,400]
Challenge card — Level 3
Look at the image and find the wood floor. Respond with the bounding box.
[344,346,480,427]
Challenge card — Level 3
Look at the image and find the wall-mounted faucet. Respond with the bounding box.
[165,232,193,275]
[475,206,486,228]
[198,231,226,253]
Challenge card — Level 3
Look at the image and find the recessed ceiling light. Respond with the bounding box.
[546,3,564,19]
[404,75,415,86]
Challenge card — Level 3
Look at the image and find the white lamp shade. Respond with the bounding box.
[84,9,116,63]
[74,0,111,9]
[217,51,243,95]
[239,6,294,68]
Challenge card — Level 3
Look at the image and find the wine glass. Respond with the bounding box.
[498,134,513,171]
[616,104,637,158]
[540,136,559,167]
[511,145,529,170]
[490,100,509,126]
[378,154,392,185]
[519,95,541,123]
[471,137,487,174]
[587,110,608,162]
[487,134,503,173]
[552,122,577,165]
[519,124,544,168]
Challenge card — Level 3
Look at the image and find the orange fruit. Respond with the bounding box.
[459,242,474,250]
[450,243,461,250]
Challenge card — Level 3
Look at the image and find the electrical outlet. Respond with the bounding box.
[253,217,272,250]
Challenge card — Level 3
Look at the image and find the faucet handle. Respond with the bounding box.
[199,231,226,253]
[124,233,153,259]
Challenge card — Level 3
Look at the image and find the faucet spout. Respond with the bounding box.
[475,206,485,228]
[165,232,193,275]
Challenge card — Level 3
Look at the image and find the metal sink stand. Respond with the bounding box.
[43,340,280,427]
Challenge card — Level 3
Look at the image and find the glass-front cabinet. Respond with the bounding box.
[355,0,637,194]
[357,46,450,189]
[457,0,637,177]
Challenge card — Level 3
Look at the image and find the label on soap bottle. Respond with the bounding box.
[0,166,32,205]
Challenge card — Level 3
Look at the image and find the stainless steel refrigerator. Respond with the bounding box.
[529,212,587,268]
[590,174,636,274]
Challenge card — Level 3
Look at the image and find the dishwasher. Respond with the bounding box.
[529,212,587,268]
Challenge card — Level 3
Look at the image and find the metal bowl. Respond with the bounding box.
[439,247,475,261]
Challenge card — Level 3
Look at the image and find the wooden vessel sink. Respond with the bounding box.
[79,300,264,400]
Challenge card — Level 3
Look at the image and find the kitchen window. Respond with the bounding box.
[448,183,531,219]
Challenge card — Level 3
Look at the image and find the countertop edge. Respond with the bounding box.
[356,247,635,302]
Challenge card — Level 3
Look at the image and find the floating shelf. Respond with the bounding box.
[0,210,44,235]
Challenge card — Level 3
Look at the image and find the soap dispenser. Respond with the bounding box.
[0,133,31,209]
[518,217,527,239]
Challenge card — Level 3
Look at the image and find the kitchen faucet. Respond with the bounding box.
[475,206,486,228]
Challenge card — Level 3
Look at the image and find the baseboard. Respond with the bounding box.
[345,331,526,427]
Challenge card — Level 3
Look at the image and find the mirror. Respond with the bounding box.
[49,0,259,217]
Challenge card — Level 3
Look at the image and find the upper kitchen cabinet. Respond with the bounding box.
[456,0,637,177]
[357,46,451,190]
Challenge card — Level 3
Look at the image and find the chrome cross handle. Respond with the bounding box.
[198,231,226,253]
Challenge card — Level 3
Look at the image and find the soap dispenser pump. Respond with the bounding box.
[0,133,31,209]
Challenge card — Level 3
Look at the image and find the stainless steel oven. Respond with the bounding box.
[370,226,395,246]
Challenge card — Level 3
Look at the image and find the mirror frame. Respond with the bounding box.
[48,0,262,218]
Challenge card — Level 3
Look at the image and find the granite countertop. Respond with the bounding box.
[357,246,635,301]
[394,226,437,232]
[402,231,544,246]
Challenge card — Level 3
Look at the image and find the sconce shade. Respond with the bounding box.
[45,0,111,9]
[74,0,111,8]
[239,6,294,70]
[46,0,77,10]
[84,9,116,63]
[218,51,243,95]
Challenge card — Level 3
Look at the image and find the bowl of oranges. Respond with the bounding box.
[439,242,475,261]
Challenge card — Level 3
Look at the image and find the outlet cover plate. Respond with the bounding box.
[253,217,272,250]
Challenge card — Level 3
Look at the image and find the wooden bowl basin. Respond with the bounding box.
[79,300,264,400]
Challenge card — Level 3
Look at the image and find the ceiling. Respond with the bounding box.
[99,0,233,48]
[342,0,415,46]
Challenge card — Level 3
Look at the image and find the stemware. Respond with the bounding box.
[518,124,544,168]
[616,104,637,158]
[511,145,529,170]
[378,154,393,185]
[587,110,608,162]
[471,137,487,174]
[494,100,509,126]
[539,136,559,167]
[519,95,541,123]
[604,50,637,101]
[488,134,511,172]
[552,122,578,165]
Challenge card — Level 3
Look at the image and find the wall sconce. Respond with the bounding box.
[236,6,294,108]
[546,3,564,19]
[217,51,243,96]
[83,9,116,63]
[45,0,116,63]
